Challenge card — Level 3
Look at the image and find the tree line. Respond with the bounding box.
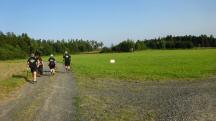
[1,31,216,60]
[0,31,103,60]
[101,35,216,52]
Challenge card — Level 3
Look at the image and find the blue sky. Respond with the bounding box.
[1,0,216,46]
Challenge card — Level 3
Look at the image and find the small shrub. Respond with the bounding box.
[100,47,112,53]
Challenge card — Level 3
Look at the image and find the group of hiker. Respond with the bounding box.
[27,51,71,84]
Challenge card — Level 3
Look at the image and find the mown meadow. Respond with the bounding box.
[70,48,216,81]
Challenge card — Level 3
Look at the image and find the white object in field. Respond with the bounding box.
[110,59,116,64]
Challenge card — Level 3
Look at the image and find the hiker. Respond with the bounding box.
[63,51,71,72]
[48,54,56,75]
[27,53,38,84]
[36,54,44,75]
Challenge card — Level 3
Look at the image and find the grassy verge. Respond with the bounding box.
[73,96,82,121]
[0,60,27,100]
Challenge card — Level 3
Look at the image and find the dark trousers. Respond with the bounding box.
[38,65,43,75]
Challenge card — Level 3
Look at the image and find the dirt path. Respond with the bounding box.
[0,65,77,121]
[79,78,216,121]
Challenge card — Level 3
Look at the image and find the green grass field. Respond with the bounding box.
[68,49,216,81]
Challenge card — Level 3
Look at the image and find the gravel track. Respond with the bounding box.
[0,65,77,121]
[80,78,216,121]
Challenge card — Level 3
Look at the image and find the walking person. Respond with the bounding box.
[63,51,71,72]
[48,54,56,75]
[36,54,44,75]
[27,53,38,84]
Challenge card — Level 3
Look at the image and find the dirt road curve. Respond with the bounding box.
[0,65,77,121]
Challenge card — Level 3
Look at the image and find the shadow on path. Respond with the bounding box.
[12,74,32,84]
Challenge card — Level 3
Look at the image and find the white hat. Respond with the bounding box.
[31,53,35,57]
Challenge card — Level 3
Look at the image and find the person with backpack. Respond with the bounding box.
[36,54,44,75]
[63,51,71,72]
[48,54,56,75]
[27,53,38,84]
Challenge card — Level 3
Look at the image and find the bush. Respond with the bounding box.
[135,41,147,50]
[100,47,112,53]
[114,40,135,52]
[0,45,26,60]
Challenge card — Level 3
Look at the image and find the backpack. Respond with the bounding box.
[28,57,36,67]
[49,58,55,66]
[64,54,70,62]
